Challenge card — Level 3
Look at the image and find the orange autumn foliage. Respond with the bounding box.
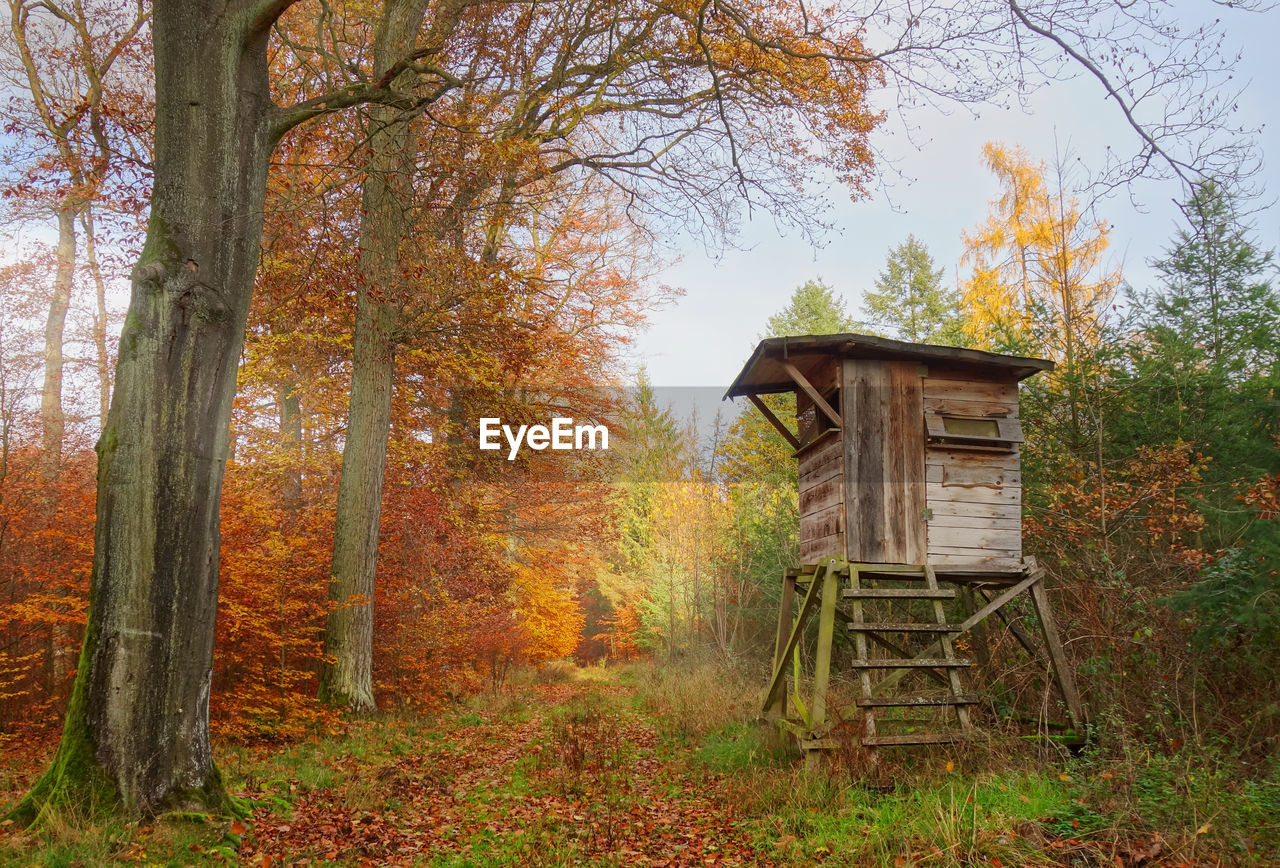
[1026,443,1212,581]
[0,435,95,739]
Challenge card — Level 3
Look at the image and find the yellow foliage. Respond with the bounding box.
[960,142,1120,366]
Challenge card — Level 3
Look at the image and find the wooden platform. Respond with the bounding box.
[763,557,1086,763]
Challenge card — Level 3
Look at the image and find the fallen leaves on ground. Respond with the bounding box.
[237,683,769,867]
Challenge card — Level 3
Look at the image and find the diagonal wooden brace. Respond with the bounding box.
[746,393,801,449]
[871,569,1043,696]
[762,560,836,711]
[781,360,842,428]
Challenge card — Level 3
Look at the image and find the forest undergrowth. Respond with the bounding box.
[3,662,1276,867]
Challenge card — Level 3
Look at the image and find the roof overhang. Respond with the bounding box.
[724,333,1054,399]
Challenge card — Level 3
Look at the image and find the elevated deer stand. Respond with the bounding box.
[726,334,1085,766]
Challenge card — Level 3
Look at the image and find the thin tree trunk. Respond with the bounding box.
[279,372,303,505]
[41,205,76,701]
[83,207,112,428]
[15,0,279,821]
[41,206,76,477]
[321,289,397,711]
[320,1,427,712]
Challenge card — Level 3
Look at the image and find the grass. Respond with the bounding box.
[3,662,1278,866]
[630,660,1280,867]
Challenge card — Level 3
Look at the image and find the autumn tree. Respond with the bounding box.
[11,0,479,822]
[1117,180,1280,513]
[317,0,445,714]
[316,0,887,709]
[2,0,151,452]
[961,143,1120,450]
[1,0,152,698]
[15,0,1266,824]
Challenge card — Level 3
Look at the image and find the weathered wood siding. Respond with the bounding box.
[842,360,927,564]
[922,371,1022,568]
[798,358,844,562]
[799,434,844,562]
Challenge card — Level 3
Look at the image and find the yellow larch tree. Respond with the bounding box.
[961,142,1121,442]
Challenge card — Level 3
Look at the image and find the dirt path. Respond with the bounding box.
[238,680,770,867]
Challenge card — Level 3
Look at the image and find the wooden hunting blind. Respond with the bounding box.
[726,333,1085,760]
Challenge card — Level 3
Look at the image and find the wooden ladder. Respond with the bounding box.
[845,564,975,747]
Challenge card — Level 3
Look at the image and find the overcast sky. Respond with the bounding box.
[632,3,1280,391]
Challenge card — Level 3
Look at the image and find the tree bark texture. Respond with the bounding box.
[83,207,113,428]
[320,1,426,713]
[40,206,76,478]
[16,0,279,821]
[278,373,304,505]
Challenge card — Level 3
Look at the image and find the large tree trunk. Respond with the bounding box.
[15,0,279,821]
[320,4,425,712]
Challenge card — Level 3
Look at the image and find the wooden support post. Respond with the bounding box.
[762,561,829,712]
[767,571,797,728]
[806,564,840,770]
[1029,580,1086,735]
[847,566,878,765]
[926,567,972,736]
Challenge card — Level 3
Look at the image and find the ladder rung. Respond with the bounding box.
[843,588,955,599]
[862,733,968,746]
[847,622,963,633]
[856,695,980,707]
[850,658,972,669]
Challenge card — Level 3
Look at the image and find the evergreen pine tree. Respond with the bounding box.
[1124,180,1280,481]
[863,235,965,344]
[762,278,858,338]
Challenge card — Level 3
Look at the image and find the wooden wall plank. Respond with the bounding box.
[844,360,888,562]
[922,377,1017,403]
[926,447,1021,471]
[926,464,1022,488]
[928,544,1021,558]
[884,362,908,562]
[927,525,1021,551]
[842,360,861,560]
[892,361,927,563]
[799,476,843,516]
[801,533,843,564]
[926,482,1020,505]
[926,514,1020,531]
[801,502,844,540]
[924,397,1017,417]
[927,500,1022,520]
[799,433,844,486]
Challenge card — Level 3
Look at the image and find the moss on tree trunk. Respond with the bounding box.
[13,0,280,823]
